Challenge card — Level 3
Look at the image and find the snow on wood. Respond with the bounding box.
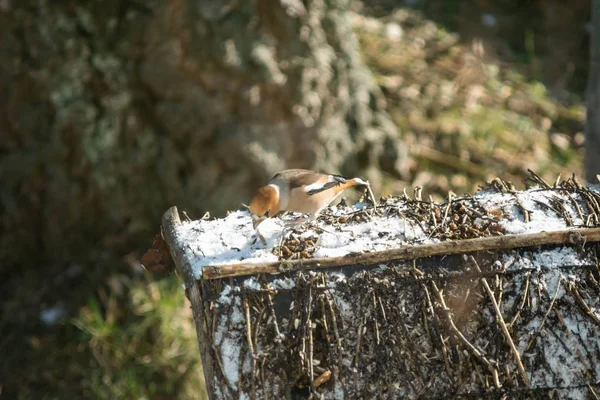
[162,175,600,399]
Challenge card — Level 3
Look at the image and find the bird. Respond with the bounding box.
[247,169,373,229]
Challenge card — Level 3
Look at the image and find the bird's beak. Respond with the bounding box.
[354,177,369,186]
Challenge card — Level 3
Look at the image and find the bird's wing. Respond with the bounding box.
[304,174,347,195]
[271,169,317,189]
[270,169,348,195]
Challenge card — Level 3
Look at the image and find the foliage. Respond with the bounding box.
[353,8,584,199]
[1,275,206,399]
[71,276,206,399]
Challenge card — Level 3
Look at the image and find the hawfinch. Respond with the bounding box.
[248,169,371,229]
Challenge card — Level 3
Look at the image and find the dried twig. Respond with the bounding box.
[430,281,500,387]
[511,193,531,223]
[422,281,453,379]
[353,315,366,387]
[567,282,600,328]
[266,292,283,340]
[373,293,380,345]
[526,169,551,189]
[364,183,378,212]
[526,274,563,352]
[203,228,600,279]
[470,257,529,387]
[589,383,600,400]
[508,273,531,328]
[324,291,343,354]
[306,282,315,392]
[243,294,258,399]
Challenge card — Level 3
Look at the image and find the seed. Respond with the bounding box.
[314,370,331,387]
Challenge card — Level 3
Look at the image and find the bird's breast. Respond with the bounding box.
[268,181,288,213]
[285,187,342,215]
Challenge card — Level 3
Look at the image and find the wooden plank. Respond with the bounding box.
[161,206,216,400]
[201,227,600,280]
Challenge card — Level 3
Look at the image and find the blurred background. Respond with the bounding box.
[0,0,593,398]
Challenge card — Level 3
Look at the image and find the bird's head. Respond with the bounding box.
[248,185,278,229]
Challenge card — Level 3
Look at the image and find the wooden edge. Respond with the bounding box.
[202,227,600,280]
[161,206,216,400]
[161,206,192,285]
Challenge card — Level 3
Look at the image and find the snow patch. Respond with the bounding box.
[174,187,599,279]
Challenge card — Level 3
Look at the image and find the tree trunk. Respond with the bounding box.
[586,0,600,182]
[0,0,405,267]
[160,179,600,399]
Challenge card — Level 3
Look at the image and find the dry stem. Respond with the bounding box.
[470,257,530,387]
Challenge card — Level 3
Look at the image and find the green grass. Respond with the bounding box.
[70,275,208,399]
[2,272,209,399]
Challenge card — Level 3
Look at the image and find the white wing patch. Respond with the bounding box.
[304,175,347,195]
[303,181,327,193]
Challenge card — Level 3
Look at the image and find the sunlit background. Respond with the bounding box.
[0,0,592,398]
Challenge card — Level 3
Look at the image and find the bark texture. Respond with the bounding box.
[0,0,405,267]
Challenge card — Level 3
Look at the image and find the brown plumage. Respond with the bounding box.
[248,169,370,228]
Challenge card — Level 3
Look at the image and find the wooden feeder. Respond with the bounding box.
[161,176,600,399]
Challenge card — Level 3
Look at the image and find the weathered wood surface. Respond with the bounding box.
[162,207,217,400]
[201,228,600,279]
[162,179,600,399]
